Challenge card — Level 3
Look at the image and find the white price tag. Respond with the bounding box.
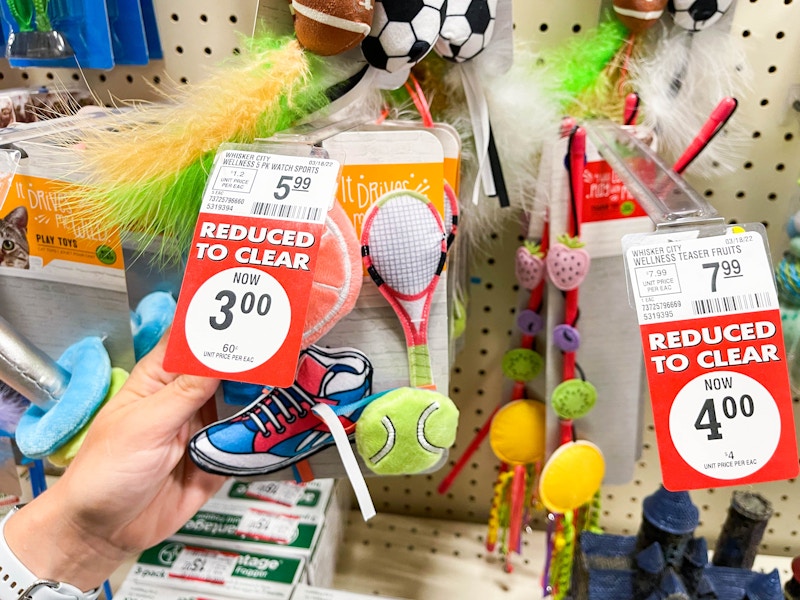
[235,508,300,544]
[164,147,341,387]
[204,150,340,224]
[623,225,798,490]
[168,547,238,584]
[244,481,306,506]
[626,229,778,324]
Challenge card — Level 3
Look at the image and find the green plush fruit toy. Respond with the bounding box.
[355,387,459,476]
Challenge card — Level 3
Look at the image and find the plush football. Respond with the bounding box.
[668,0,733,31]
[291,0,375,56]
[612,0,668,33]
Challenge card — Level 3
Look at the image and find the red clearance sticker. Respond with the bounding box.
[582,160,647,223]
[164,148,340,387]
[625,226,798,491]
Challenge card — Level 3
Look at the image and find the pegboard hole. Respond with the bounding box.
[744,162,753,169]
[539,23,548,32]
[170,13,178,21]
[204,47,213,55]
[760,98,769,106]
[753,131,762,138]
[176,46,184,54]
[776,31,785,39]
[776,163,786,171]
[99,74,107,83]
[230,15,238,23]
[200,14,208,22]
[768,66,777,74]
[785,133,794,141]
[126,75,133,83]
[742,30,751,37]
[572,24,581,33]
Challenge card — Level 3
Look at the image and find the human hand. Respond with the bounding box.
[5,332,225,591]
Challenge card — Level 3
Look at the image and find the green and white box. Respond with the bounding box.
[115,580,235,600]
[214,478,337,515]
[173,499,324,558]
[123,540,303,600]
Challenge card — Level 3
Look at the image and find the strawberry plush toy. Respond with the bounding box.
[546,233,591,292]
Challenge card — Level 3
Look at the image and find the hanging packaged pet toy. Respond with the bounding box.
[540,126,605,600]
[1,0,115,68]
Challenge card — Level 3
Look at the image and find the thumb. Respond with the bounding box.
[137,373,220,435]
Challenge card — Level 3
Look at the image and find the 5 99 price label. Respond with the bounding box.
[164,148,340,387]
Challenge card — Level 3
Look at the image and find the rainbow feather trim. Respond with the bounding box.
[66,35,338,262]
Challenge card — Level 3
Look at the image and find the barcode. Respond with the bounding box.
[251,202,320,221]
[692,293,771,315]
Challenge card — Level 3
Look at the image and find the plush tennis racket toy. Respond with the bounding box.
[361,189,447,388]
[355,189,459,474]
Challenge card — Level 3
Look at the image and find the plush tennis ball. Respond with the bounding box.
[291,0,374,56]
[356,387,459,475]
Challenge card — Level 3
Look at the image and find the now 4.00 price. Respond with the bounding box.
[694,394,754,440]
[669,372,781,480]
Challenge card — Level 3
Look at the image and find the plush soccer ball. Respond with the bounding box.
[361,0,447,73]
[434,0,497,63]
[292,0,375,56]
[667,0,734,31]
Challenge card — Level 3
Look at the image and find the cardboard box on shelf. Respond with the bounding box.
[120,539,303,600]
[213,478,337,516]
[176,478,351,587]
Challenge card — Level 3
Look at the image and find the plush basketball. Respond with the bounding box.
[291,0,375,56]
[612,0,668,33]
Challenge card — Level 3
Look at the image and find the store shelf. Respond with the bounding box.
[106,509,795,599]
[333,511,793,600]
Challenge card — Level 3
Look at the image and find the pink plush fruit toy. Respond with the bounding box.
[546,234,591,292]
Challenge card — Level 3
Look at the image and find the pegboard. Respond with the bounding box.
[1,0,799,566]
